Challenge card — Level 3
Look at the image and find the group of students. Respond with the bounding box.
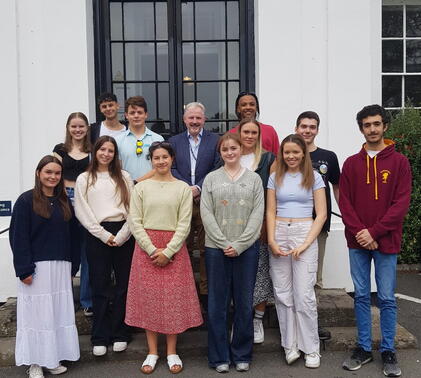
[9,91,411,378]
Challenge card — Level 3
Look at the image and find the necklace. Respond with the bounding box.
[224,166,243,181]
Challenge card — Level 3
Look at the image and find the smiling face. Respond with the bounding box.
[360,115,388,145]
[125,105,148,129]
[183,107,205,138]
[236,95,258,120]
[239,122,259,151]
[220,138,242,165]
[37,162,62,194]
[295,117,318,145]
[99,100,120,121]
[68,117,88,142]
[151,147,173,175]
[96,141,115,169]
[282,141,305,171]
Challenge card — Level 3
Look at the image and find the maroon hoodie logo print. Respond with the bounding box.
[381,170,391,184]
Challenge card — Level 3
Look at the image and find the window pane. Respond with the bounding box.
[227,1,239,39]
[157,43,169,80]
[125,43,155,81]
[382,5,403,38]
[405,76,421,106]
[124,3,154,40]
[183,82,195,107]
[382,76,402,108]
[406,5,421,37]
[196,42,226,80]
[228,120,238,132]
[182,2,194,40]
[195,2,225,40]
[228,42,239,79]
[126,83,157,119]
[197,82,226,119]
[156,2,168,40]
[406,40,421,72]
[150,121,168,135]
[113,83,126,119]
[182,42,195,80]
[110,2,122,40]
[157,83,169,120]
[382,40,403,73]
[228,81,240,119]
[205,121,225,133]
[111,43,124,81]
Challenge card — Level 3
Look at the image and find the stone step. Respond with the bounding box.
[0,289,355,337]
[0,324,417,367]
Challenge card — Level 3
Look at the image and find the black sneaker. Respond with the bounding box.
[342,347,373,371]
[382,351,401,377]
[83,307,93,317]
[318,327,331,340]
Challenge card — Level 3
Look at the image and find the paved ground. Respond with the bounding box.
[1,350,421,378]
[1,271,420,378]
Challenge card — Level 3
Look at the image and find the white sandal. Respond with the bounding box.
[167,354,183,374]
[141,354,159,375]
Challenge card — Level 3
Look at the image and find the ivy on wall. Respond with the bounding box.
[386,107,421,264]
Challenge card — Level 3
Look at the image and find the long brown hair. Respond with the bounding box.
[237,118,264,170]
[33,155,72,220]
[63,112,91,153]
[87,136,130,210]
[275,134,314,190]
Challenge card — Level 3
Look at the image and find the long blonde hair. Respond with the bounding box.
[63,112,91,153]
[275,134,314,190]
[238,118,264,171]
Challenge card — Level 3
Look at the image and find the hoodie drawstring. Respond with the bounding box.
[373,155,378,200]
[366,155,370,184]
[366,154,379,200]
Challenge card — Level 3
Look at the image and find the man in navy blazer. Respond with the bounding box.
[169,102,220,299]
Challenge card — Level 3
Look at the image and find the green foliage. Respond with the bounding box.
[386,107,421,264]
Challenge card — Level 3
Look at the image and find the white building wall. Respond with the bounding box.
[0,0,383,299]
[255,0,382,290]
[0,0,96,301]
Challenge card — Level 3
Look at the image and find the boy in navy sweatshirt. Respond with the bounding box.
[340,105,411,377]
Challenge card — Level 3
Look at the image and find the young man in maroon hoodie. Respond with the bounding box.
[340,105,411,377]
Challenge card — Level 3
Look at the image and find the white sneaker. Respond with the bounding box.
[93,345,107,356]
[305,352,321,368]
[284,347,301,365]
[46,363,67,375]
[28,364,44,378]
[253,318,264,344]
[113,341,127,352]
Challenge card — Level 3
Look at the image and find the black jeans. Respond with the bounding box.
[86,221,134,346]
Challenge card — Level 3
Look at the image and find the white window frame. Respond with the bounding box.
[382,0,421,110]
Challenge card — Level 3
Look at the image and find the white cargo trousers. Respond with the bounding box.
[269,220,319,354]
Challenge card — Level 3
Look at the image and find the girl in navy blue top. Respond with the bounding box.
[9,155,80,377]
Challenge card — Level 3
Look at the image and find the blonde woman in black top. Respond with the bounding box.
[53,112,92,316]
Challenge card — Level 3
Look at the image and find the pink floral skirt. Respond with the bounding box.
[125,229,203,334]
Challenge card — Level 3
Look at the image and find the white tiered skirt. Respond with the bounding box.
[15,261,80,368]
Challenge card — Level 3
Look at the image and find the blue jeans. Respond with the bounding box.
[206,242,259,367]
[349,249,397,353]
[66,187,92,308]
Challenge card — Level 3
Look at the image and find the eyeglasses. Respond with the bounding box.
[136,140,143,155]
[238,91,257,97]
[150,141,171,148]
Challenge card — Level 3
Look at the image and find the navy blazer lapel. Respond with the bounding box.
[182,133,192,175]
